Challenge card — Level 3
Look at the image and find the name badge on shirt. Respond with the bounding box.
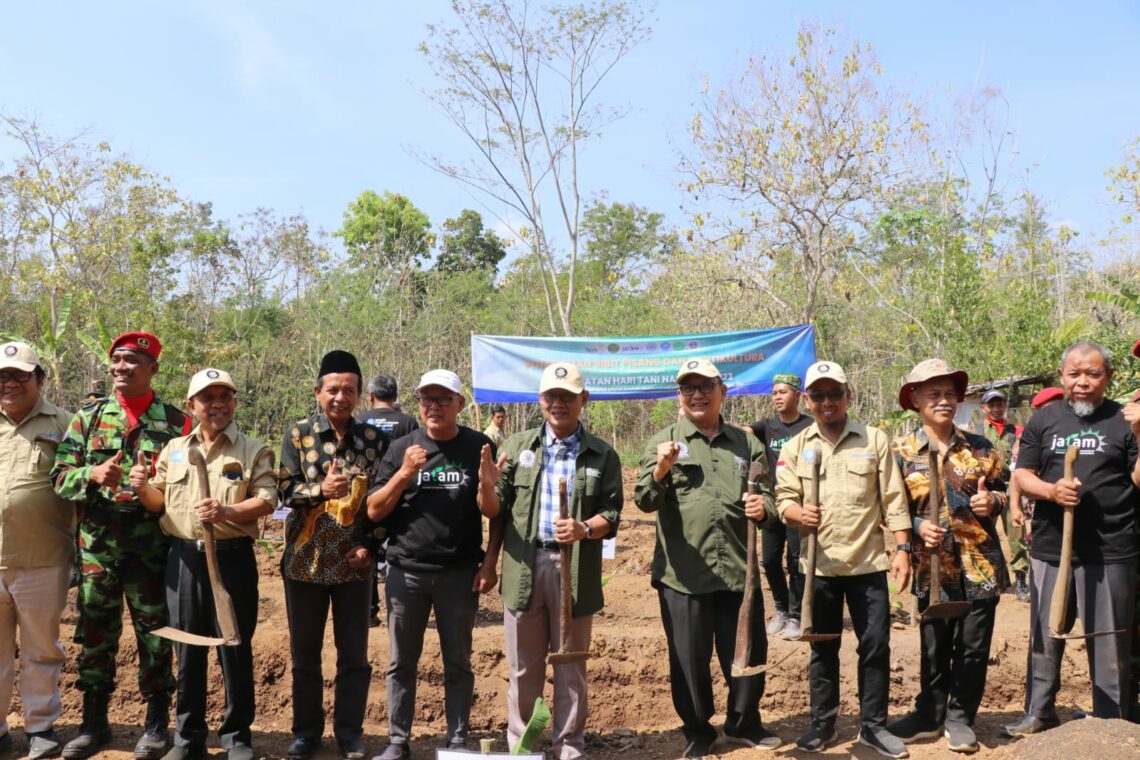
[519,450,536,468]
[586,467,601,478]
[734,455,747,471]
[802,448,816,463]
[676,442,690,460]
[171,450,187,464]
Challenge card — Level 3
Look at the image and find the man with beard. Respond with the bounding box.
[52,332,192,760]
[750,373,811,640]
[888,360,1008,754]
[775,361,912,758]
[279,351,384,760]
[1002,341,1140,736]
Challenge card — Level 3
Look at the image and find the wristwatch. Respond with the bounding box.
[584,521,594,540]
[895,543,913,553]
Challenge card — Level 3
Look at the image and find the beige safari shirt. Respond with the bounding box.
[776,418,909,577]
[0,396,74,568]
[152,421,276,540]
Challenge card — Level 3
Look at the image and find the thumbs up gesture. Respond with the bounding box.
[322,457,349,499]
[969,476,997,517]
[129,452,151,490]
[90,450,125,487]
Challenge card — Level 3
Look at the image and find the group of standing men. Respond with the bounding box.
[1,330,1138,760]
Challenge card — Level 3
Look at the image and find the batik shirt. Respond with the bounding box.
[278,412,385,584]
[892,426,1010,601]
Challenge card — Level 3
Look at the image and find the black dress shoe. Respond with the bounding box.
[999,714,1060,738]
[338,737,365,760]
[287,736,321,760]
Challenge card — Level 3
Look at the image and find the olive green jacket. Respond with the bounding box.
[495,425,623,616]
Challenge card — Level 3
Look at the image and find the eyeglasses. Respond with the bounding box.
[806,388,846,403]
[679,380,719,397]
[0,370,33,384]
[540,391,580,405]
[416,394,457,408]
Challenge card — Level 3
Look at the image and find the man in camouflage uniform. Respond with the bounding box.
[51,332,191,760]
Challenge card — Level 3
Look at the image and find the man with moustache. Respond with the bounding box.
[485,362,623,760]
[775,361,912,758]
[367,370,500,759]
[0,343,73,760]
[52,332,192,760]
[750,373,812,640]
[888,360,1009,754]
[634,359,779,759]
[133,369,276,760]
[1002,341,1140,736]
[279,351,385,760]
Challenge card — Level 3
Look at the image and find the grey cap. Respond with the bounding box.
[981,389,1006,403]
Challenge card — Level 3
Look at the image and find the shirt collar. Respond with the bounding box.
[677,414,726,441]
[543,422,582,448]
[192,420,240,447]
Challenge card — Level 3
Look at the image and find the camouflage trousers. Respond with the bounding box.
[1001,508,1029,574]
[74,518,174,699]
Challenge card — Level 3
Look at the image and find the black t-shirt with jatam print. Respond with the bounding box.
[1018,398,1139,565]
[750,413,812,486]
[371,426,494,572]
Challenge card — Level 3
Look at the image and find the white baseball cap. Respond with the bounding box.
[416,369,463,395]
[540,362,585,394]
[804,361,848,389]
[676,358,721,382]
[0,342,41,372]
[187,368,238,400]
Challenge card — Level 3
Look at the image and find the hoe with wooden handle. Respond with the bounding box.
[150,448,241,647]
[790,444,840,643]
[1048,443,1124,640]
[921,442,971,620]
[547,478,590,664]
[731,461,771,677]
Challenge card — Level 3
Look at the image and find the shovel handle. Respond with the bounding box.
[801,445,823,630]
[1048,444,1081,635]
[557,478,573,652]
[928,444,943,606]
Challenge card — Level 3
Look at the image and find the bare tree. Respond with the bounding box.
[420,0,650,335]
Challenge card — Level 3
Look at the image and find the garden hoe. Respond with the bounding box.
[731,461,769,677]
[547,478,590,665]
[1048,443,1123,640]
[921,442,970,620]
[150,447,242,647]
[790,444,840,644]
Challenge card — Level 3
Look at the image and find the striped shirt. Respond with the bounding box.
[538,424,582,540]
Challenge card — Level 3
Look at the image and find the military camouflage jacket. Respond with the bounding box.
[52,393,191,526]
[278,412,384,584]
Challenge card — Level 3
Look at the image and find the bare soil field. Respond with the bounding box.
[7,470,1139,758]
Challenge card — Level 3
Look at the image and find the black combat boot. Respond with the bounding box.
[134,696,170,760]
[1014,571,1030,603]
[62,692,113,759]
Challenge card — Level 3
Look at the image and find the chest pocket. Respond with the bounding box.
[672,461,704,491]
[842,457,877,505]
[29,434,61,477]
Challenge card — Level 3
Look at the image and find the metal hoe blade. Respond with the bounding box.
[150,626,227,647]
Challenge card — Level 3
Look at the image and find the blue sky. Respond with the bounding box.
[2,1,1138,256]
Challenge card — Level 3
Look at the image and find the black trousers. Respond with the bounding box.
[914,596,999,726]
[283,576,372,744]
[165,538,258,750]
[761,521,803,620]
[657,584,767,745]
[808,572,891,731]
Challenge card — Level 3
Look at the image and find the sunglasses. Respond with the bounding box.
[806,388,846,403]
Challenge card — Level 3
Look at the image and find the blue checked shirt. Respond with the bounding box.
[538,424,582,540]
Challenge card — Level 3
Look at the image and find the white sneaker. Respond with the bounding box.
[766,611,789,636]
[781,618,801,640]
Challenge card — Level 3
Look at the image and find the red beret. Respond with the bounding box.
[1031,387,1063,409]
[110,331,161,360]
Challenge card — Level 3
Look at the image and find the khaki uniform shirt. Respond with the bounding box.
[152,422,276,540]
[0,396,74,568]
[776,418,910,577]
[634,416,775,595]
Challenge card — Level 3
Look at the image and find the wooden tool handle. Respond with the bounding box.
[186,447,242,645]
[928,444,943,606]
[1048,444,1081,634]
[558,478,573,650]
[801,445,823,627]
